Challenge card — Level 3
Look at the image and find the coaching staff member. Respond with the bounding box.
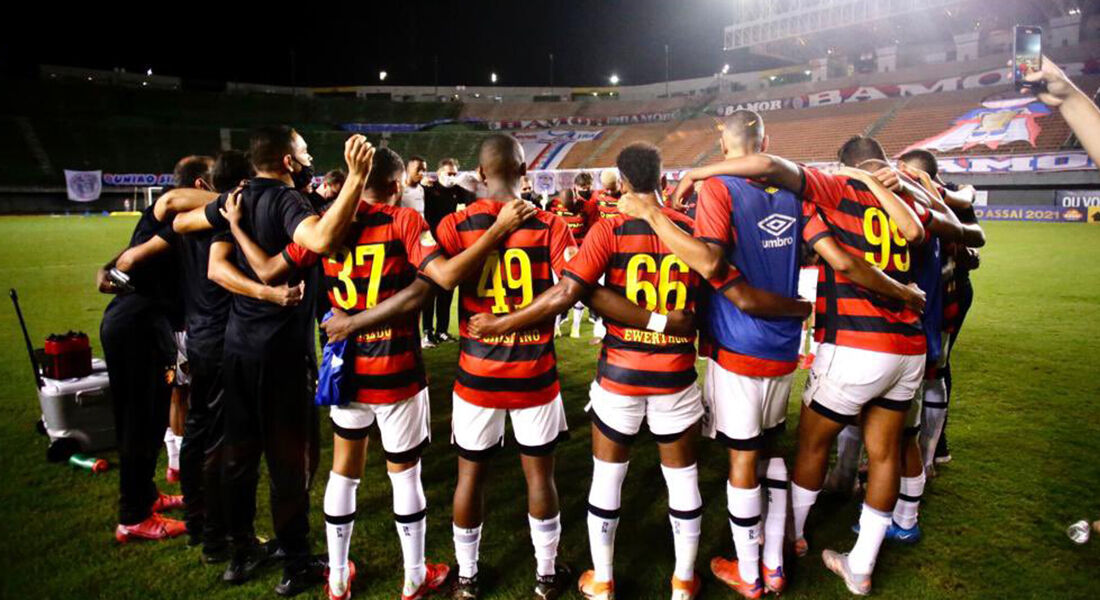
[420,157,473,346]
[192,127,374,594]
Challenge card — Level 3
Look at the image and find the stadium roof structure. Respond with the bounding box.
[724,0,1091,65]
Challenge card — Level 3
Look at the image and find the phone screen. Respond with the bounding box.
[1013,26,1042,87]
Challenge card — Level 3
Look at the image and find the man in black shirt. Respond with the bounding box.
[98,193,188,544]
[420,157,474,347]
[176,127,374,594]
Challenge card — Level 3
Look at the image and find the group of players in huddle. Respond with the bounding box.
[97,106,983,600]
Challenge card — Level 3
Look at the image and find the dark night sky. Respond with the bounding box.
[4,1,749,88]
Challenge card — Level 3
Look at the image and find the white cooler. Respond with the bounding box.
[38,358,116,454]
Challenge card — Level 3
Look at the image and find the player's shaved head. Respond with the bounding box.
[899,148,939,180]
[365,147,405,193]
[477,134,526,187]
[838,135,888,168]
[721,109,765,152]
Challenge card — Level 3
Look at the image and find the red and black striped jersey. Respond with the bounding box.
[436,198,577,409]
[585,190,622,221]
[800,166,926,356]
[286,203,442,404]
[547,197,590,243]
[563,208,699,396]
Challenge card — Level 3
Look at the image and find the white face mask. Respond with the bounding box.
[439,173,457,188]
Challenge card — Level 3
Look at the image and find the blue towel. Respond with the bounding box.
[316,311,355,406]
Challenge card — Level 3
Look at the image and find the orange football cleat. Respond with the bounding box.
[762,564,787,594]
[671,574,702,600]
[577,569,614,600]
[710,557,763,599]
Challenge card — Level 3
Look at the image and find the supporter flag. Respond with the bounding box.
[902,98,1051,154]
[64,170,102,202]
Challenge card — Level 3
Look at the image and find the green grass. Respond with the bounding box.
[1,217,1099,599]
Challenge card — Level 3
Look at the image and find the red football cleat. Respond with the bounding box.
[763,564,787,594]
[151,492,185,513]
[402,562,450,600]
[115,513,186,543]
[325,560,357,600]
[166,467,180,483]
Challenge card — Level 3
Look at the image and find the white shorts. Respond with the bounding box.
[798,266,819,302]
[172,331,190,386]
[586,381,703,444]
[802,343,925,423]
[702,361,793,449]
[451,393,569,460]
[330,387,431,462]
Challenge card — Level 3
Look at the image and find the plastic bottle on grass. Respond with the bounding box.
[69,453,109,474]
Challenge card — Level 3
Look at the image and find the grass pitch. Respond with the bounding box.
[0,216,1098,599]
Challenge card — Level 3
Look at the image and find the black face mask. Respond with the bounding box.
[291,159,315,191]
[578,189,593,200]
[522,191,538,203]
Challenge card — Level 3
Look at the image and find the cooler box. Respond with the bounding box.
[39,358,116,453]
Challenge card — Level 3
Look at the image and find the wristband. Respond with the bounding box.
[646,312,668,333]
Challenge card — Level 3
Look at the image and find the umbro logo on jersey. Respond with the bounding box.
[758,213,796,237]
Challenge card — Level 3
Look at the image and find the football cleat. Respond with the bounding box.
[933,454,952,466]
[822,550,871,596]
[403,562,450,600]
[151,491,185,513]
[223,541,275,585]
[670,574,702,600]
[275,555,327,596]
[421,335,437,349]
[166,466,181,483]
[436,332,454,343]
[115,513,186,543]
[451,573,478,600]
[710,558,762,599]
[325,560,357,600]
[762,564,786,594]
[534,564,573,599]
[852,521,922,544]
[792,537,809,558]
[577,570,614,600]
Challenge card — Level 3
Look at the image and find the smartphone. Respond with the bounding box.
[1013,25,1043,92]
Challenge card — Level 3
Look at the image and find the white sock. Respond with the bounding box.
[453,523,482,579]
[587,458,629,582]
[571,307,583,337]
[791,483,820,541]
[389,462,427,592]
[164,428,180,470]
[920,377,948,469]
[662,464,702,582]
[529,514,561,577]
[848,504,892,575]
[324,472,360,594]
[762,458,789,570]
[727,483,762,583]
[835,425,862,487]
[893,472,926,530]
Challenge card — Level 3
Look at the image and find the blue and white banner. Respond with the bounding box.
[64,170,102,202]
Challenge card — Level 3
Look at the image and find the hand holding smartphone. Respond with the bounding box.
[1013,25,1043,93]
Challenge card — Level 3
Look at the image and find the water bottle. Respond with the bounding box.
[69,453,109,474]
[1067,520,1090,544]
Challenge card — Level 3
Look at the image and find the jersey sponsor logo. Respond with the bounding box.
[757,213,796,248]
